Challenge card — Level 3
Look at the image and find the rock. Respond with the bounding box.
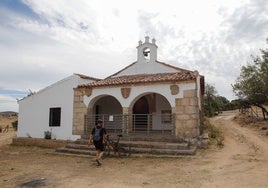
[202,133,209,139]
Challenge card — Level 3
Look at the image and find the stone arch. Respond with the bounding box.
[87,95,122,116]
[133,96,149,114]
[84,95,123,133]
[130,92,172,131]
[129,92,172,111]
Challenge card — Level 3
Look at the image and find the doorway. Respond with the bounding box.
[132,96,149,130]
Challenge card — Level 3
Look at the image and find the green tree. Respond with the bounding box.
[204,84,236,116]
[204,84,219,117]
[232,41,268,119]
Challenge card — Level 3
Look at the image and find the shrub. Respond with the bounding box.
[203,117,224,147]
[44,131,51,139]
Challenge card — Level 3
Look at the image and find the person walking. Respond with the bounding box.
[88,119,107,166]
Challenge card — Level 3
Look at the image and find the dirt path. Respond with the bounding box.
[202,111,268,188]
[0,111,268,188]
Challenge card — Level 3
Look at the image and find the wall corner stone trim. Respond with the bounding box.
[72,88,87,135]
[174,90,200,139]
[183,89,197,98]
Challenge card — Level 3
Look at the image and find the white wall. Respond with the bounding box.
[84,83,195,131]
[84,82,196,109]
[137,40,158,64]
[114,62,179,77]
[17,75,94,140]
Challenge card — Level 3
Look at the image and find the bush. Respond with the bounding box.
[203,117,224,147]
[44,131,52,139]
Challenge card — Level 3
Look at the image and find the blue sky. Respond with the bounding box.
[0,0,36,17]
[0,0,267,112]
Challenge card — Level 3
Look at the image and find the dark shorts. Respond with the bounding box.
[93,140,104,151]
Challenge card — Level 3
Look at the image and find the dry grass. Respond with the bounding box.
[233,112,268,136]
[0,114,18,132]
[1,111,268,188]
[203,117,224,147]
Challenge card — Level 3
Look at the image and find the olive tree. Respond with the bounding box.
[232,41,268,119]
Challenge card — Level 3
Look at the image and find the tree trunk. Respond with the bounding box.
[262,109,266,120]
[254,104,268,120]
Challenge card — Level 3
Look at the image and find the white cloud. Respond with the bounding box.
[0,94,18,112]
[0,0,267,112]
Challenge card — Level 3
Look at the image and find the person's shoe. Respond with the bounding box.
[96,159,101,166]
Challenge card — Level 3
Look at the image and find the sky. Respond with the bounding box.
[0,0,267,112]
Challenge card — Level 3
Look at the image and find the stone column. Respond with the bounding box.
[122,107,132,135]
[72,88,87,135]
[171,107,176,136]
[175,89,200,140]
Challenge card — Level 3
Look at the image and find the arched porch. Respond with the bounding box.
[84,93,175,138]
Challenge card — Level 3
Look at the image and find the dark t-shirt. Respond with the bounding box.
[91,126,107,142]
[91,126,107,151]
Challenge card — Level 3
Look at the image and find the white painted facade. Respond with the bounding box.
[79,36,203,137]
[115,38,179,77]
[84,82,196,108]
[83,36,199,113]
[83,77,197,132]
[18,36,204,141]
[17,74,97,140]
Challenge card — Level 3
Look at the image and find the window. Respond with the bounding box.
[49,107,61,127]
[161,110,172,124]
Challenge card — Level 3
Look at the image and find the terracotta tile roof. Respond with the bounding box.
[78,72,197,88]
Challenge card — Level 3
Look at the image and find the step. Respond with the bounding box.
[76,138,189,145]
[56,146,196,156]
[69,140,189,150]
[65,143,93,150]
[118,141,189,150]
[129,146,197,155]
[81,135,182,143]
[56,147,96,156]
[56,140,196,156]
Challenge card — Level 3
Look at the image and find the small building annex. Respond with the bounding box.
[18,36,204,141]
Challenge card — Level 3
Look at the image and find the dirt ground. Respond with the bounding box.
[0,111,268,188]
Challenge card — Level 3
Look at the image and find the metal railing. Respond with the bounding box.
[84,114,175,137]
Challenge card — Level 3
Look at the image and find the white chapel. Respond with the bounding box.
[18,36,204,142]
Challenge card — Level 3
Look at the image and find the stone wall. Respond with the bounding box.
[175,89,200,139]
[72,88,87,135]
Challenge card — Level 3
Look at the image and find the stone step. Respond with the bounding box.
[56,145,196,156]
[81,135,182,143]
[56,147,96,156]
[71,141,189,150]
[65,141,190,150]
[65,144,94,150]
[119,141,189,150]
[129,146,197,155]
[56,139,196,156]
